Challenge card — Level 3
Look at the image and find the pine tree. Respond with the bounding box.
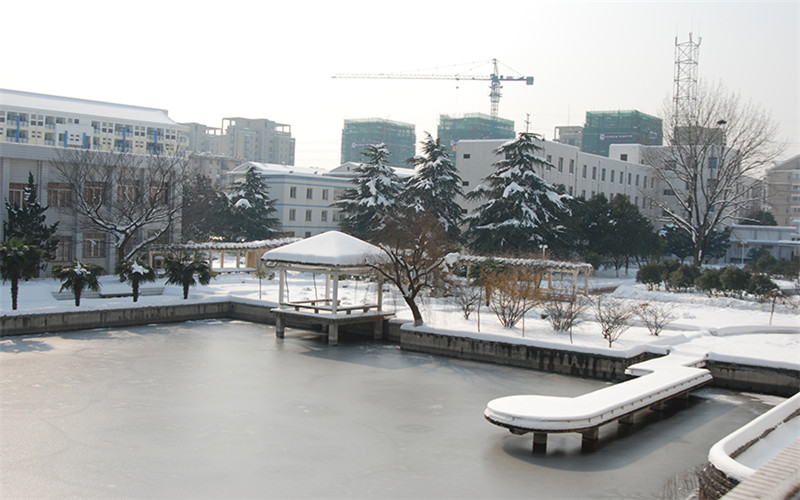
[466,132,568,254]
[224,167,280,241]
[3,172,59,264]
[181,174,228,242]
[335,143,403,241]
[404,133,465,241]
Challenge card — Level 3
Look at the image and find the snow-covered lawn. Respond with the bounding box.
[2,268,798,370]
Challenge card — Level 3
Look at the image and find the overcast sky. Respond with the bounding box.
[4,1,798,167]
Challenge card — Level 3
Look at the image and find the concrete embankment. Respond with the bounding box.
[2,302,796,395]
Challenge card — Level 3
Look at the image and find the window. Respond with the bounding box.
[558,157,563,172]
[627,173,632,185]
[643,176,648,189]
[620,153,628,161]
[7,183,25,208]
[305,209,312,222]
[462,180,470,187]
[546,155,552,164]
[568,186,573,195]
[581,190,586,198]
[54,236,73,262]
[610,170,615,183]
[305,231,312,238]
[582,165,587,179]
[84,182,106,206]
[634,196,639,207]
[592,167,597,180]
[306,188,313,199]
[117,182,138,203]
[320,211,328,222]
[569,159,574,174]
[288,209,296,221]
[708,157,719,169]
[322,189,329,200]
[463,153,471,159]
[82,233,106,258]
[48,183,72,208]
[289,186,297,198]
[601,169,606,182]
[663,189,675,196]
[636,174,640,186]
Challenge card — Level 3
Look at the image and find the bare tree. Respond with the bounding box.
[645,82,784,265]
[450,277,482,320]
[369,213,454,327]
[543,294,588,343]
[634,302,677,336]
[53,148,190,263]
[594,296,634,348]
[483,267,545,328]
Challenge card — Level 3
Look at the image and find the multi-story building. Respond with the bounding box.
[553,126,583,149]
[227,162,351,238]
[1,89,188,155]
[581,110,662,157]
[765,154,800,226]
[340,118,416,168]
[437,114,514,152]
[221,118,295,165]
[455,139,662,222]
[183,122,223,156]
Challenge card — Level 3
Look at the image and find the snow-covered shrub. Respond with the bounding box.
[450,279,482,320]
[484,267,544,328]
[543,294,587,342]
[695,268,723,296]
[720,266,751,297]
[164,253,215,300]
[667,264,700,292]
[635,302,677,336]
[593,296,634,347]
[636,262,664,290]
[746,273,779,301]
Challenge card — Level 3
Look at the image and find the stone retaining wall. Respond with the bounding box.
[399,328,655,382]
[706,361,800,398]
[698,463,740,500]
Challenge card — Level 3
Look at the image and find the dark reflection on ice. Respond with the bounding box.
[0,319,778,499]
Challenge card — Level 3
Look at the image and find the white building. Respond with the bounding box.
[1,89,188,155]
[227,163,351,238]
[727,223,800,264]
[454,139,662,222]
[765,154,800,226]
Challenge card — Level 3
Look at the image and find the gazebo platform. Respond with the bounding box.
[273,305,394,345]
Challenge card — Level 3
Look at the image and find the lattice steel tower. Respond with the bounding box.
[673,33,701,128]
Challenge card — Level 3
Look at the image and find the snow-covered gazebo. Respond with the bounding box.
[261,231,394,345]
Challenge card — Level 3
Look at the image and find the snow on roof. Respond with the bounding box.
[261,231,387,267]
[0,88,182,127]
[231,162,330,177]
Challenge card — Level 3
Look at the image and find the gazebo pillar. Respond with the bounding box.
[331,272,339,314]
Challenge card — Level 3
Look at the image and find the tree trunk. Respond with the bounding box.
[403,295,424,326]
[133,281,140,302]
[183,283,190,299]
[11,276,19,310]
[74,288,82,307]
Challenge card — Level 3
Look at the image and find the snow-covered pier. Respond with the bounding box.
[484,356,712,452]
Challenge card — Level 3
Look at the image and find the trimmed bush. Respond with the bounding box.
[747,273,779,301]
[695,268,722,296]
[668,264,701,291]
[720,266,751,297]
[636,262,664,290]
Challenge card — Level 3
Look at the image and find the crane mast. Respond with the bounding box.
[333,58,533,122]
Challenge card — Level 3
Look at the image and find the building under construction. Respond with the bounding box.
[437,113,515,152]
[581,110,662,157]
[340,118,416,167]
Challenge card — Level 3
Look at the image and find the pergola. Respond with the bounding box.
[261,231,394,345]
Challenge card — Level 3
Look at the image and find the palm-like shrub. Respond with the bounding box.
[117,257,157,302]
[164,253,214,299]
[0,237,44,310]
[52,261,104,307]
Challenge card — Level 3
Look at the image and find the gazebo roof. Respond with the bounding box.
[261,231,386,268]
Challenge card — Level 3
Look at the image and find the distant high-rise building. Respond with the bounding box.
[221,117,295,165]
[340,118,416,168]
[553,126,584,149]
[437,113,515,152]
[183,122,223,155]
[765,154,800,226]
[581,110,662,157]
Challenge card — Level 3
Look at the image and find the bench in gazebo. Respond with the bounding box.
[262,231,395,346]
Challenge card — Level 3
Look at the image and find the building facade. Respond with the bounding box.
[220,118,295,165]
[455,139,662,222]
[581,110,663,157]
[340,118,416,168]
[1,89,188,156]
[765,154,800,226]
[227,163,351,238]
[437,114,514,152]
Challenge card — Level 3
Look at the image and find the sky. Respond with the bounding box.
[4,1,798,168]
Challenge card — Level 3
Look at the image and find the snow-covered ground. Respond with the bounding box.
[2,265,798,370]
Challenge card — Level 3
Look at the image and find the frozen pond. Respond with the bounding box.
[0,320,782,499]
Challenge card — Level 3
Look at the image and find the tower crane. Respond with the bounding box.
[333,58,533,122]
